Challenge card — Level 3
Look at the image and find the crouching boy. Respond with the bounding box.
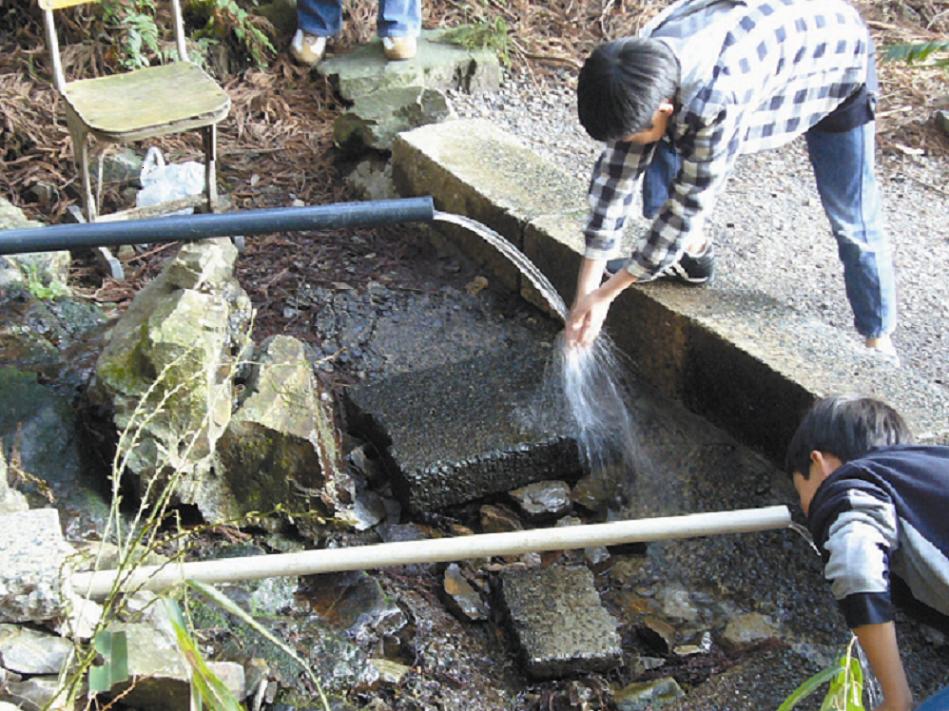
[785,395,949,710]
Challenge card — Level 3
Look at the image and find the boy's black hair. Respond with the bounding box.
[784,395,912,480]
[577,38,679,142]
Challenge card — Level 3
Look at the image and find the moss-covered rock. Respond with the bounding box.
[216,334,343,522]
[92,239,253,523]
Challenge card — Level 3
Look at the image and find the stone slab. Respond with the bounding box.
[317,29,501,102]
[344,342,581,513]
[499,564,621,679]
[392,118,587,291]
[390,118,949,458]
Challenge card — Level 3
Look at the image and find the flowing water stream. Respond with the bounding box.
[433,211,642,478]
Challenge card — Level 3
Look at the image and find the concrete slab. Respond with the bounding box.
[499,564,622,679]
[317,30,501,102]
[392,118,949,459]
[393,118,587,291]
[343,343,581,513]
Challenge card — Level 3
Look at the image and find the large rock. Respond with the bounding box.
[499,564,622,679]
[0,509,74,624]
[215,334,343,521]
[344,343,581,513]
[0,624,71,675]
[92,239,253,523]
[317,29,500,102]
[334,85,453,153]
[0,198,70,293]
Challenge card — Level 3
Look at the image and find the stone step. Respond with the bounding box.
[317,29,500,102]
[499,564,622,679]
[343,342,581,513]
[392,118,949,459]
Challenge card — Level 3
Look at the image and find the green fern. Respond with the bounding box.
[441,18,513,67]
[883,40,949,68]
[101,0,161,69]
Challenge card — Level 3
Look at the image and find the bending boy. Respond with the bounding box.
[786,395,949,711]
[566,0,897,359]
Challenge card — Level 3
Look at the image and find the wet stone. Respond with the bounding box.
[479,503,523,533]
[441,563,489,622]
[720,612,781,653]
[508,480,572,521]
[499,564,622,679]
[301,571,407,646]
[344,343,581,513]
[0,624,71,675]
[638,616,677,655]
[614,677,685,711]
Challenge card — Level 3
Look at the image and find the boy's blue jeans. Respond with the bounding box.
[297,0,421,38]
[642,123,896,339]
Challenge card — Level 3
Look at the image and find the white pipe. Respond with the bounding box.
[70,506,791,598]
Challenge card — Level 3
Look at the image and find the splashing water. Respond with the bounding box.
[433,211,642,477]
[788,521,821,557]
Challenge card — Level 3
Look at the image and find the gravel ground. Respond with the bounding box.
[448,73,949,391]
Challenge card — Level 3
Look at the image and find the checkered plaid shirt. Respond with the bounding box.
[584,0,872,279]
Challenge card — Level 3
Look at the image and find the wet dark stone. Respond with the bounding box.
[508,480,572,521]
[479,503,523,533]
[344,343,581,512]
[638,616,677,655]
[499,564,622,679]
[441,563,489,622]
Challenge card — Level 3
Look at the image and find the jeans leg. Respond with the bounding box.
[378,0,422,37]
[642,137,680,219]
[297,0,342,36]
[806,121,896,338]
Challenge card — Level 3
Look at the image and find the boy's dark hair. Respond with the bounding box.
[784,395,912,480]
[577,38,679,142]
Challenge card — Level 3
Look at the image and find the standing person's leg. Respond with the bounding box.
[379,0,421,60]
[806,121,897,354]
[291,0,342,65]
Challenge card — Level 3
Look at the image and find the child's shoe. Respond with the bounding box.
[382,36,417,61]
[606,243,714,285]
[290,30,327,66]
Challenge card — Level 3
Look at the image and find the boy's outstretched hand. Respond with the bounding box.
[853,622,913,711]
[565,257,637,349]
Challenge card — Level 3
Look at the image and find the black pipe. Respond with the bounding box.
[0,197,435,256]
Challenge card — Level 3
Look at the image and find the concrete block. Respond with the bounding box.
[392,118,587,291]
[344,343,581,513]
[499,564,622,679]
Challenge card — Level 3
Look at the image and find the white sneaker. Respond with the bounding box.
[866,336,900,366]
[290,30,327,66]
[382,35,418,61]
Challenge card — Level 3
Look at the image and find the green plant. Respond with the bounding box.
[883,40,949,68]
[22,262,69,301]
[442,16,513,67]
[779,636,867,711]
[101,0,162,70]
[187,0,275,68]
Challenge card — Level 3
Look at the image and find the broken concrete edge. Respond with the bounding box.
[391,119,949,462]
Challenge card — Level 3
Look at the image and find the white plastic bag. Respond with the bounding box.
[135,147,205,215]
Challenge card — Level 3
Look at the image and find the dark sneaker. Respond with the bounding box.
[605,244,714,285]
